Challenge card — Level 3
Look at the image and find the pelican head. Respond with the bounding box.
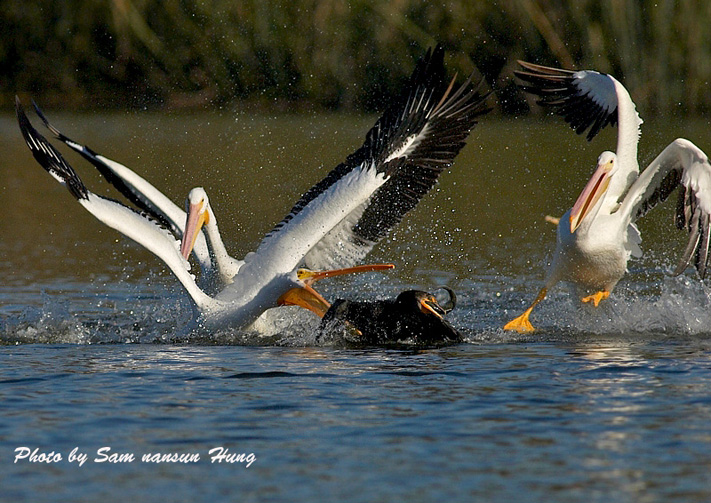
[569,151,617,232]
[180,187,211,259]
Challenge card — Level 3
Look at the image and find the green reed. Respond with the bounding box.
[2,0,710,115]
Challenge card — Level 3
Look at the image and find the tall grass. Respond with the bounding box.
[2,0,710,114]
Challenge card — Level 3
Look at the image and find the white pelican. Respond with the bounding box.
[29,103,241,294]
[17,46,491,332]
[504,61,711,333]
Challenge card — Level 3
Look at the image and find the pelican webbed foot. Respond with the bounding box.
[504,308,536,333]
[503,286,548,333]
[581,290,609,307]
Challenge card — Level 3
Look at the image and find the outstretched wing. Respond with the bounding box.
[29,102,217,281]
[620,138,711,279]
[16,97,88,200]
[515,61,620,141]
[16,97,216,310]
[32,102,177,231]
[254,45,491,271]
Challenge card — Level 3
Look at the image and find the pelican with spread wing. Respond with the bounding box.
[17,46,490,332]
[504,61,711,333]
[30,103,242,295]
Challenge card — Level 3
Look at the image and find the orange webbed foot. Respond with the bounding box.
[504,309,536,333]
[504,287,547,333]
[581,290,610,307]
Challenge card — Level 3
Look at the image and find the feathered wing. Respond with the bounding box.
[619,138,711,278]
[256,45,491,271]
[17,97,88,201]
[32,102,175,230]
[515,61,620,141]
[16,97,217,309]
[30,102,216,278]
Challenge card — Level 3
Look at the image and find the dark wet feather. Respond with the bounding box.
[515,61,618,141]
[16,97,88,201]
[317,290,463,347]
[267,45,490,251]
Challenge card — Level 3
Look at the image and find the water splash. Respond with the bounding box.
[484,273,711,343]
[2,269,709,345]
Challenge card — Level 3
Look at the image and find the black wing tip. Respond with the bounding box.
[424,43,445,66]
[406,43,448,95]
[16,96,89,201]
[31,100,98,160]
[350,58,492,244]
[671,193,710,280]
[349,44,490,178]
[31,99,66,141]
[515,60,617,142]
[514,61,572,87]
[516,60,576,75]
[25,101,177,232]
[268,45,489,242]
[696,214,710,279]
[15,96,31,132]
[15,96,35,142]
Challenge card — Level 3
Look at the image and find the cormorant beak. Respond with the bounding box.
[569,159,613,233]
[180,200,209,259]
[277,264,395,318]
[420,295,446,319]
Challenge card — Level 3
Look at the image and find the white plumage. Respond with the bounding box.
[17,46,490,332]
[505,61,711,333]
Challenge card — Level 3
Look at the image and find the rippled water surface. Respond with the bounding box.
[2,111,711,501]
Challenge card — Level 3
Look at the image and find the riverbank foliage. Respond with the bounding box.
[3,0,710,115]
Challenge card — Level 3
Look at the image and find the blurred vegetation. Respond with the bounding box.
[2,0,711,115]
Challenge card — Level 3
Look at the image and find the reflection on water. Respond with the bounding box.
[3,342,711,502]
[1,111,711,343]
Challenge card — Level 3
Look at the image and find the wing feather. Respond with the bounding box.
[263,45,490,270]
[32,101,179,236]
[696,214,710,278]
[16,97,88,201]
[620,138,711,279]
[28,102,219,281]
[16,98,216,308]
[515,61,619,141]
